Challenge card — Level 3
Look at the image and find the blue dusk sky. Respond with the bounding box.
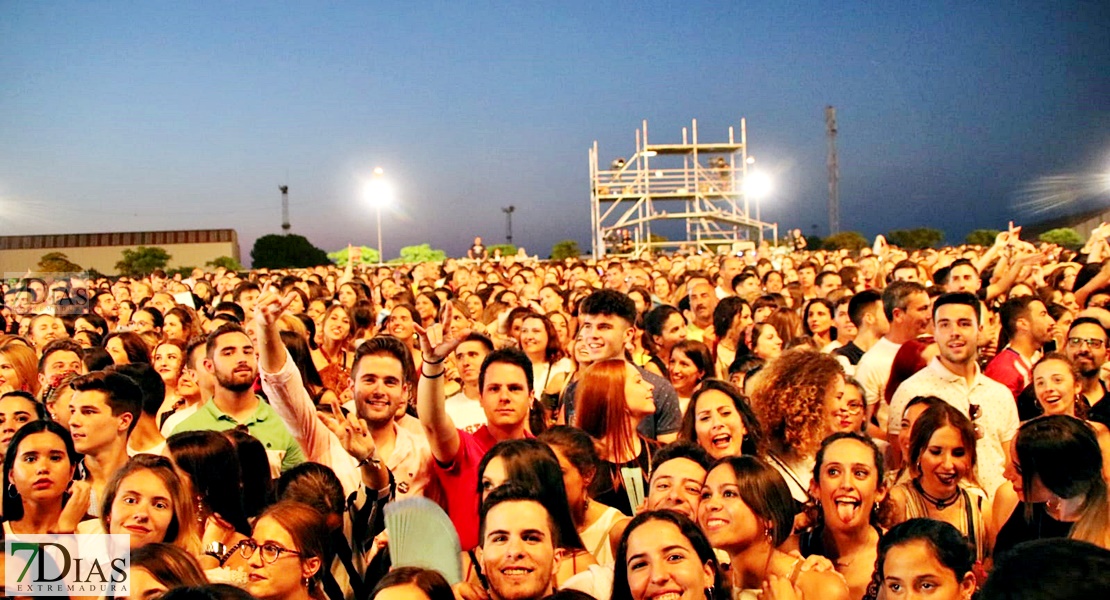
[2,1,1108,261]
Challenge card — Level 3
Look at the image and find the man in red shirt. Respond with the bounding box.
[985,295,1055,399]
[416,305,534,550]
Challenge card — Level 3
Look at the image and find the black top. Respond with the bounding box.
[833,341,864,366]
[590,441,656,516]
[1087,388,1110,428]
[993,501,1072,558]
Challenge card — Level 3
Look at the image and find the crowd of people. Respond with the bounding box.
[2,224,1110,600]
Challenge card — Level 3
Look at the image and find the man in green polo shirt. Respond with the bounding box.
[172,323,304,475]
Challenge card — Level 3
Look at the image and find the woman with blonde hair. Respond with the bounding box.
[97,454,201,555]
[0,339,40,397]
[574,359,658,516]
[748,348,845,503]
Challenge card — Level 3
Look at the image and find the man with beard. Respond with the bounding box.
[986,296,1056,399]
[887,292,1019,498]
[1065,317,1110,427]
[254,291,436,500]
[685,279,718,343]
[476,485,563,600]
[173,323,304,476]
[90,290,120,332]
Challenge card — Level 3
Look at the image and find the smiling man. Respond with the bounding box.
[418,309,536,550]
[887,292,1019,498]
[562,290,680,442]
[476,485,563,600]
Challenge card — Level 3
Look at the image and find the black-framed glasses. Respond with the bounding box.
[237,539,302,564]
[1067,337,1106,350]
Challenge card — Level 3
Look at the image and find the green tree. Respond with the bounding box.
[250,234,330,269]
[886,228,944,250]
[965,229,1000,246]
[167,266,196,278]
[551,239,581,260]
[116,246,171,277]
[1039,227,1084,250]
[37,252,83,273]
[822,231,869,252]
[487,244,516,258]
[327,246,381,266]
[206,256,244,271]
[387,244,447,264]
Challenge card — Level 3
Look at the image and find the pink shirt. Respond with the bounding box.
[260,349,436,501]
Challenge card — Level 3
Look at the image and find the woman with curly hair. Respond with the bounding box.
[748,348,845,503]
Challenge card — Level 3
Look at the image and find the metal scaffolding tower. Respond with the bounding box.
[589,119,777,258]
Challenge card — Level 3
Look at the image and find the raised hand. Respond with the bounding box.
[317,397,377,463]
[255,291,297,327]
[414,302,470,365]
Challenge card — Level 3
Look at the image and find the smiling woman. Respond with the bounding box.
[611,510,730,600]
[99,454,201,554]
[885,404,989,562]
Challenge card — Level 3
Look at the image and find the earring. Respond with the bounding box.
[704,585,715,600]
[6,483,18,498]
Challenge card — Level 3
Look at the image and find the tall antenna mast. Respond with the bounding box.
[279,185,290,232]
[502,205,516,244]
[825,106,839,235]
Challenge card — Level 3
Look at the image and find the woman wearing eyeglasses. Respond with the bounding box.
[240,500,329,600]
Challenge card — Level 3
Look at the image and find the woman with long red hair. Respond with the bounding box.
[574,358,658,516]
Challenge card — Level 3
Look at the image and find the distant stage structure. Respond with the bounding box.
[589,118,778,258]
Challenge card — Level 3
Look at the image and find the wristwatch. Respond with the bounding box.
[204,541,229,565]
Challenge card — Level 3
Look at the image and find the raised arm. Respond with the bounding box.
[415,303,470,463]
[255,292,332,463]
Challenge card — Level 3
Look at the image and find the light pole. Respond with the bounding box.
[367,167,392,265]
[744,170,772,244]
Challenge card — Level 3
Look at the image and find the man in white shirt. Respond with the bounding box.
[855,281,931,433]
[888,292,1019,499]
[443,332,492,434]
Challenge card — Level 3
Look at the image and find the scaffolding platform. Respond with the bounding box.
[589,119,778,258]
